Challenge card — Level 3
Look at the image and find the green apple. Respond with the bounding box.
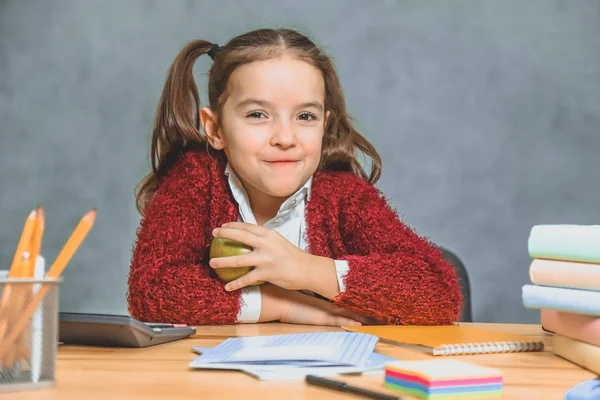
[209,237,264,285]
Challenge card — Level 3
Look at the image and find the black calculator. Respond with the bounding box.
[58,312,196,348]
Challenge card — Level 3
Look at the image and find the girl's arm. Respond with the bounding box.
[127,154,241,325]
[258,283,368,326]
[331,177,463,325]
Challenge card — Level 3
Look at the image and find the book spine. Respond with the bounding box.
[528,225,600,263]
[529,259,600,291]
[522,285,600,317]
[552,334,600,375]
[541,310,600,347]
[434,341,544,356]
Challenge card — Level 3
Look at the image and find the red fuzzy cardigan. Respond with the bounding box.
[127,149,463,326]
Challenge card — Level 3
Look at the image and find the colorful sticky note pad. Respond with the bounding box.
[384,359,503,399]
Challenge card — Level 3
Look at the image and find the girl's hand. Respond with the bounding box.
[260,284,366,326]
[209,222,314,291]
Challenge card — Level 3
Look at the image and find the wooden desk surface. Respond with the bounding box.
[1,323,595,400]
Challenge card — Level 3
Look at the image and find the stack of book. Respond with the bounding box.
[522,224,600,375]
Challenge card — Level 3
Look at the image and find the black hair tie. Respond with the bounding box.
[207,43,221,60]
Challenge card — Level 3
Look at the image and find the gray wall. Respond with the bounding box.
[1,0,599,323]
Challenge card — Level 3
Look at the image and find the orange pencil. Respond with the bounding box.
[11,207,44,366]
[1,209,36,366]
[47,208,96,278]
[6,249,31,365]
[0,208,97,363]
[24,206,44,278]
[8,210,37,278]
[1,209,36,314]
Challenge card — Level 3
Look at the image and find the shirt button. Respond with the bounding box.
[275,217,283,223]
[291,200,297,206]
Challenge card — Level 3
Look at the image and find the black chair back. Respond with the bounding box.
[439,247,473,322]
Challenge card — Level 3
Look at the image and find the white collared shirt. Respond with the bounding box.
[223,163,350,323]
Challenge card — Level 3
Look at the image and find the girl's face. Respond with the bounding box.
[203,54,328,201]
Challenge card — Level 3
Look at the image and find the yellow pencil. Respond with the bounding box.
[24,206,44,278]
[1,209,37,366]
[47,208,96,278]
[8,210,37,278]
[12,207,44,366]
[0,209,37,317]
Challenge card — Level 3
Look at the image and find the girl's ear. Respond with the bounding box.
[201,107,225,150]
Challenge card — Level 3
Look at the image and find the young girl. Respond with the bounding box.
[127,28,462,327]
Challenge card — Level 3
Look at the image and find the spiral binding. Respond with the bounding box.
[435,341,545,356]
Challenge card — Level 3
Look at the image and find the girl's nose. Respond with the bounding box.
[270,121,297,148]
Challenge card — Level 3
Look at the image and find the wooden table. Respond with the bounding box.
[2,323,595,400]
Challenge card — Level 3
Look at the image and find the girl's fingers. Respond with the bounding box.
[220,222,269,236]
[212,227,262,248]
[341,313,370,325]
[209,253,259,269]
[224,270,263,292]
[327,315,362,327]
[327,305,372,325]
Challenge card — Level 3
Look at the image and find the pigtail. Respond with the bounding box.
[135,40,214,214]
[319,58,382,184]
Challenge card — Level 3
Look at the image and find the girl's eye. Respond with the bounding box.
[247,111,267,119]
[298,112,316,121]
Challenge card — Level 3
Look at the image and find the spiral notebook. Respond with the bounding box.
[342,325,544,356]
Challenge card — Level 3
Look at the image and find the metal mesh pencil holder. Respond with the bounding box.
[0,278,60,392]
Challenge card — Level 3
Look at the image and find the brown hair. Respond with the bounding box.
[135,28,382,214]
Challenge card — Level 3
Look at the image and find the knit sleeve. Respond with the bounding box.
[127,152,241,325]
[332,178,463,325]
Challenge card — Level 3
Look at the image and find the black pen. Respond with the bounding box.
[306,375,404,400]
